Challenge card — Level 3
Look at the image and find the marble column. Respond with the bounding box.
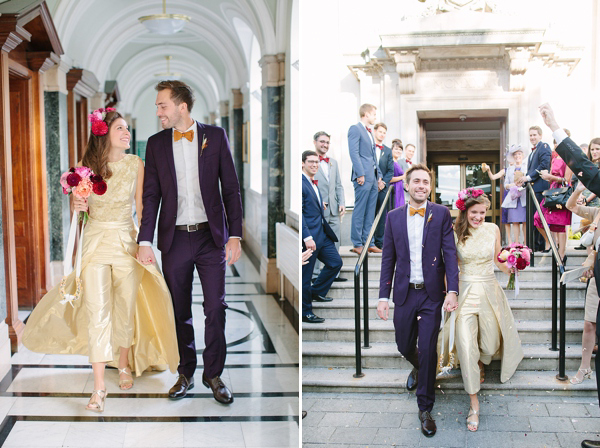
[220,100,230,138]
[232,89,244,207]
[44,92,70,264]
[258,54,285,293]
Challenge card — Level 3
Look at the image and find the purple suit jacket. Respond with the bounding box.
[379,201,459,306]
[138,122,243,253]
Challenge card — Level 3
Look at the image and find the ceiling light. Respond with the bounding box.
[154,56,181,80]
[139,0,190,35]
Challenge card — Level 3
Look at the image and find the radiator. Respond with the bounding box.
[275,222,299,293]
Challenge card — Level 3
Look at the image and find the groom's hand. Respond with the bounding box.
[225,238,242,266]
[443,292,458,312]
[137,246,155,265]
[377,301,389,320]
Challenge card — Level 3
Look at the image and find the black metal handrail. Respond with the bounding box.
[525,183,568,381]
[353,185,393,378]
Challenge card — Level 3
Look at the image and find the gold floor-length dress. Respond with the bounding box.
[454,222,523,394]
[23,154,179,376]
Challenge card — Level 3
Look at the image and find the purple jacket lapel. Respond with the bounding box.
[196,122,206,187]
[398,204,409,253]
[163,130,178,191]
[422,201,432,246]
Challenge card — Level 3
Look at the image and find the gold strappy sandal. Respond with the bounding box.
[570,368,592,385]
[467,406,479,432]
[118,367,134,390]
[86,389,107,412]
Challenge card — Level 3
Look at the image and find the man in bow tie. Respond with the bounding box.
[313,132,346,281]
[377,164,459,438]
[137,80,242,404]
[373,123,394,249]
[302,151,343,323]
[348,104,384,255]
[516,125,551,252]
[404,143,416,166]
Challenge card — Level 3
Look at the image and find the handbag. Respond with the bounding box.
[59,211,86,307]
[436,309,457,379]
[542,184,572,210]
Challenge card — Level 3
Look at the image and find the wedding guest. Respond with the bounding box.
[483,163,511,242]
[566,181,600,385]
[348,104,384,255]
[501,145,529,244]
[451,189,523,432]
[389,139,408,209]
[373,123,394,249]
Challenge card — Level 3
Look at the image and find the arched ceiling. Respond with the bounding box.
[45,0,287,116]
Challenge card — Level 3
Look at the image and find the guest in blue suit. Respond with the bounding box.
[516,125,551,251]
[348,104,384,255]
[302,151,343,323]
[373,123,395,249]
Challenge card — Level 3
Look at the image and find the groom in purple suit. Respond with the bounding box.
[377,164,459,437]
[137,81,243,403]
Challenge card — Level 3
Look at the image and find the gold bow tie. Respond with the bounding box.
[174,129,194,142]
[409,206,425,217]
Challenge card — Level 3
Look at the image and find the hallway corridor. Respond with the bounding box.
[0,254,299,447]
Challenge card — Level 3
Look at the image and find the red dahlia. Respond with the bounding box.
[92,180,107,195]
[66,173,81,187]
[516,257,527,270]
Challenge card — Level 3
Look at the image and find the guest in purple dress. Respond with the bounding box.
[501,145,529,244]
[389,139,408,209]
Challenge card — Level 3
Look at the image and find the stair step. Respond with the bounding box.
[302,318,585,344]
[302,341,591,370]
[302,367,597,396]
[312,298,585,320]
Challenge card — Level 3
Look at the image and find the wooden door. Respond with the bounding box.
[9,75,38,308]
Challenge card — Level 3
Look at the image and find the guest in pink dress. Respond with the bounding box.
[534,153,573,263]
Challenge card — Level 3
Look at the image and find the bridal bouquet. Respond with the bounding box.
[58,166,107,307]
[60,166,107,223]
[497,243,532,297]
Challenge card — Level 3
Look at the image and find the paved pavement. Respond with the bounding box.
[302,391,600,447]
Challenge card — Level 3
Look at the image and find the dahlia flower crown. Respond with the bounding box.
[455,187,485,211]
[88,107,116,136]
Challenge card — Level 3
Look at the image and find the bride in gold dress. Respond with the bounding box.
[23,109,179,412]
[452,189,523,432]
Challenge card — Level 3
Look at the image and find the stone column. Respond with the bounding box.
[43,61,71,282]
[209,112,217,126]
[394,51,418,94]
[232,89,244,206]
[219,100,230,138]
[259,53,285,293]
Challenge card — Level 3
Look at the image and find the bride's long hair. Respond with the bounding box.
[81,110,123,179]
[454,194,491,245]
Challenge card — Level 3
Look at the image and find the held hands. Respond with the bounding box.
[136,245,155,265]
[443,292,459,312]
[73,196,88,213]
[357,175,365,186]
[377,301,390,321]
[225,238,242,266]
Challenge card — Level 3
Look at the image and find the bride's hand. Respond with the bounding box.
[73,196,88,213]
[443,292,458,312]
[136,246,155,265]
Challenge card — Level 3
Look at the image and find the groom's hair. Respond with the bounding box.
[405,163,431,184]
[156,80,195,112]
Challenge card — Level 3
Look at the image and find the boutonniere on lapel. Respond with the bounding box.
[426,212,433,226]
[200,134,208,157]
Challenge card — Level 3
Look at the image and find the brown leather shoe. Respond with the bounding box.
[418,410,437,437]
[202,373,233,404]
[168,374,194,399]
[350,246,363,255]
[368,246,382,253]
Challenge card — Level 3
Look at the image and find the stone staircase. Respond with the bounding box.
[302,242,598,396]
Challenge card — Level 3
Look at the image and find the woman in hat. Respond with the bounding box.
[501,144,529,244]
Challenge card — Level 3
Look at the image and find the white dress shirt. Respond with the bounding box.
[553,128,569,146]
[303,172,322,243]
[319,159,330,181]
[359,121,375,147]
[379,203,426,302]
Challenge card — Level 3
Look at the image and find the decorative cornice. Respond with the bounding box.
[27,51,60,73]
[67,68,100,98]
[0,18,31,53]
[426,130,500,140]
